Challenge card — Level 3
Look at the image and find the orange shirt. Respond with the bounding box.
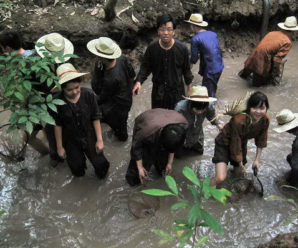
[244,31,292,77]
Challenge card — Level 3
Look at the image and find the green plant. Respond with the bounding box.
[0,44,76,134]
[265,185,298,225]
[142,166,232,247]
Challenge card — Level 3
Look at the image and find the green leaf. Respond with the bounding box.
[172,224,189,231]
[29,96,41,104]
[202,177,211,199]
[14,92,24,101]
[180,230,193,246]
[187,203,201,226]
[40,74,47,83]
[23,80,32,92]
[165,176,178,196]
[26,121,33,134]
[141,189,174,196]
[47,77,53,87]
[209,187,228,205]
[29,116,40,124]
[187,185,200,203]
[40,114,55,125]
[41,104,47,111]
[200,208,223,235]
[196,235,208,247]
[182,167,200,187]
[171,201,191,211]
[0,210,5,217]
[52,99,65,105]
[18,116,28,123]
[152,229,175,241]
[46,94,53,102]
[47,103,57,112]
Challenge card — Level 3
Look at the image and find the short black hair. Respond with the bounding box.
[61,76,82,89]
[156,14,176,29]
[246,91,269,112]
[160,124,186,153]
[0,30,22,50]
[190,101,209,111]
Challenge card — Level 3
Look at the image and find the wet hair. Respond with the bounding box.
[246,91,269,112]
[61,76,82,89]
[0,30,22,50]
[160,124,186,153]
[156,14,176,29]
[190,101,209,111]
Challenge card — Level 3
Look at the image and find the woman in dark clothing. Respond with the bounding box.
[210,91,270,186]
[87,37,136,141]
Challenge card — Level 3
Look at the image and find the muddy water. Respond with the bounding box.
[0,42,298,248]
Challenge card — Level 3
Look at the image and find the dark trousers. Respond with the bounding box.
[65,138,109,178]
[44,124,63,162]
[101,105,130,141]
[287,153,298,187]
[202,72,222,98]
[125,146,168,186]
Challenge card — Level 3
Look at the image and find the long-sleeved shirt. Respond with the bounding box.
[244,31,292,77]
[136,40,194,109]
[217,113,270,163]
[190,30,224,79]
[130,108,188,161]
[175,99,219,148]
[91,55,136,114]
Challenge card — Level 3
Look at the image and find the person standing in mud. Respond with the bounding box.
[132,14,194,110]
[53,63,109,178]
[125,108,188,186]
[239,16,298,86]
[210,91,270,186]
[175,85,222,156]
[87,37,136,141]
[185,13,224,99]
[274,109,298,188]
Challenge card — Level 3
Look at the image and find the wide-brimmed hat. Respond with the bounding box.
[278,16,298,31]
[183,86,216,102]
[87,37,121,59]
[185,13,208,27]
[273,109,298,133]
[56,63,89,87]
[35,33,74,63]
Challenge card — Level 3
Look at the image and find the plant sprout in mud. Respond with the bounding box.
[142,166,232,248]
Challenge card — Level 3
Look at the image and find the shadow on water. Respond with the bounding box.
[0,43,298,248]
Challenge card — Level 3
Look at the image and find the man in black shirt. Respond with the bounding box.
[132,14,194,110]
[87,37,136,141]
[53,63,109,178]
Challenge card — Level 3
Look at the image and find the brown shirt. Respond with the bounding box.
[218,113,270,163]
[244,31,292,77]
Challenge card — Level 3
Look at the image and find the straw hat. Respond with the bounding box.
[56,63,89,86]
[35,33,74,63]
[273,109,298,133]
[278,16,298,31]
[183,86,216,102]
[87,37,121,59]
[185,13,208,27]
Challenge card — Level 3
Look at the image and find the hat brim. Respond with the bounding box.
[184,20,208,27]
[277,23,298,31]
[87,39,122,59]
[183,95,217,102]
[51,72,89,92]
[35,35,74,63]
[273,113,298,133]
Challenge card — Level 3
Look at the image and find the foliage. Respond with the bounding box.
[265,185,298,225]
[142,166,232,248]
[0,44,76,134]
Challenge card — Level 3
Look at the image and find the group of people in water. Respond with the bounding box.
[0,13,297,188]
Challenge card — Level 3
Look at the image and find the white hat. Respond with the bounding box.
[278,16,298,31]
[273,109,298,133]
[183,85,217,102]
[35,33,74,63]
[55,63,89,88]
[87,37,121,59]
[185,13,208,27]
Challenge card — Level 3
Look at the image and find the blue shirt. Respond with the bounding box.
[190,30,224,78]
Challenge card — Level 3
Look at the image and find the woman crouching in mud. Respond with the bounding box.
[210,91,270,186]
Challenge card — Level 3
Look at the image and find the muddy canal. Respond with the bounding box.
[0,43,298,248]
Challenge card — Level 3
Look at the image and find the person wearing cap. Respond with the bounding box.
[132,14,194,110]
[239,16,298,86]
[185,13,224,99]
[87,37,136,141]
[52,63,109,178]
[273,109,298,187]
[175,85,222,156]
[210,91,270,186]
[125,108,188,186]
